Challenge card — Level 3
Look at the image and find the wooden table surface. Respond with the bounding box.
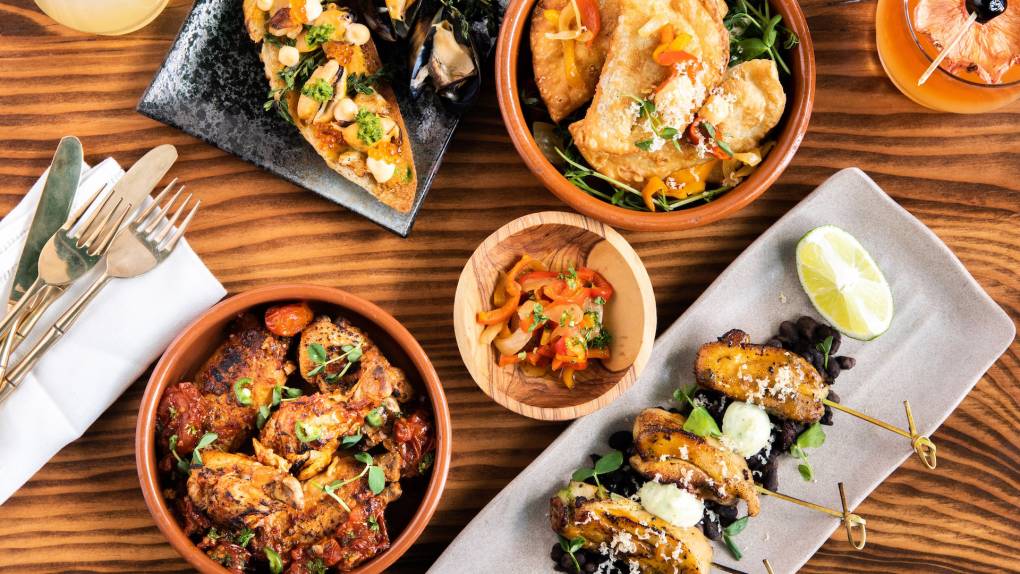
[0,0,1017,572]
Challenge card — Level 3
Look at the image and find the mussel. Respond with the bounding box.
[352,0,424,42]
[409,7,481,107]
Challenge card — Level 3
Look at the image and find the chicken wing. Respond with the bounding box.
[630,408,760,516]
[256,392,364,480]
[187,451,303,543]
[695,329,828,423]
[569,0,728,156]
[195,312,292,408]
[530,0,622,123]
[157,382,255,466]
[550,481,713,574]
[298,316,371,393]
[266,455,397,567]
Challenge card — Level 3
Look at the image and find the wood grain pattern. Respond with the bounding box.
[0,1,1017,572]
[452,211,656,420]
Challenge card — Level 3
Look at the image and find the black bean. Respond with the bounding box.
[805,348,823,372]
[812,324,832,343]
[552,544,565,561]
[828,390,841,404]
[608,430,633,452]
[779,320,798,340]
[794,338,813,355]
[576,553,587,566]
[775,420,804,452]
[820,405,833,425]
[702,512,722,541]
[837,356,856,370]
[797,316,817,338]
[584,563,597,573]
[761,459,780,491]
[716,503,739,526]
[829,331,842,354]
[765,338,783,348]
[826,360,841,380]
[559,553,575,569]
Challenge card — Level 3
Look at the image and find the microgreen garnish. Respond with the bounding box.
[306,342,364,381]
[257,405,271,430]
[365,407,385,427]
[816,335,833,369]
[673,384,722,438]
[593,296,606,306]
[341,432,363,449]
[368,516,380,532]
[235,527,255,547]
[281,385,303,401]
[528,303,549,333]
[263,51,324,125]
[629,96,682,152]
[722,516,749,560]
[207,527,222,541]
[322,452,387,509]
[346,69,388,96]
[558,535,586,572]
[307,558,327,574]
[191,432,218,468]
[265,547,283,574]
[790,422,826,481]
[168,434,190,474]
[418,451,435,475]
[556,146,730,212]
[558,266,578,290]
[304,23,334,48]
[571,450,623,492]
[233,378,253,406]
[295,420,321,444]
[724,0,797,74]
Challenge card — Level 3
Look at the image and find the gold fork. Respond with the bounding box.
[0,182,199,404]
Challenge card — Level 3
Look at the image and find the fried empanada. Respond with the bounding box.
[569,0,729,156]
[576,59,786,184]
[530,0,622,123]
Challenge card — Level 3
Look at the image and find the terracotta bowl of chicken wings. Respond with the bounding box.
[136,284,450,574]
[496,0,815,231]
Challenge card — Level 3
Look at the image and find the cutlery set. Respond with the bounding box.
[0,138,195,405]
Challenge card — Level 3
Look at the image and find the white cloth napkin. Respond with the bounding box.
[0,159,227,504]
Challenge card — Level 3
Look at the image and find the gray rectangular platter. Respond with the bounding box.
[430,168,1016,573]
[138,0,492,236]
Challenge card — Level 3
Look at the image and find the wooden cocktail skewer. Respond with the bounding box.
[823,399,937,469]
[917,0,1008,86]
[713,563,749,574]
[757,482,867,549]
[763,560,775,574]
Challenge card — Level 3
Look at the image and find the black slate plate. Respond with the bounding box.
[138,0,489,236]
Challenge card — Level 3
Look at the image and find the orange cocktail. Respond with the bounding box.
[876,0,1020,113]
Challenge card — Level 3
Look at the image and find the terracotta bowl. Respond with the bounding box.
[495,0,816,231]
[453,211,656,420]
[135,284,451,574]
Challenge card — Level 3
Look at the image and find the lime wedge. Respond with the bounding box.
[796,225,893,340]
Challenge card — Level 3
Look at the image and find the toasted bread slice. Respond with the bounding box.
[246,2,417,212]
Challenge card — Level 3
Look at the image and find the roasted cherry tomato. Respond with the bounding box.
[264,301,314,336]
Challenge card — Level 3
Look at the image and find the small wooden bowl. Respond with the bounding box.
[135,284,450,574]
[495,0,816,231]
[454,212,656,420]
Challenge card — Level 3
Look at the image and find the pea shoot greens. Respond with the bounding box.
[790,422,826,481]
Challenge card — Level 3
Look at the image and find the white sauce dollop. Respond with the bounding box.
[637,481,705,528]
[722,401,773,457]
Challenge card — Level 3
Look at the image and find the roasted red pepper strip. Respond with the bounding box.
[687,120,732,160]
[476,280,521,325]
[576,0,601,42]
[498,354,520,366]
[577,268,614,300]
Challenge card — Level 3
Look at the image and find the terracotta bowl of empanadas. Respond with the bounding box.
[136,284,450,574]
[497,0,815,231]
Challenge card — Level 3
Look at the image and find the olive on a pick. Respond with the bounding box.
[965,0,1007,23]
